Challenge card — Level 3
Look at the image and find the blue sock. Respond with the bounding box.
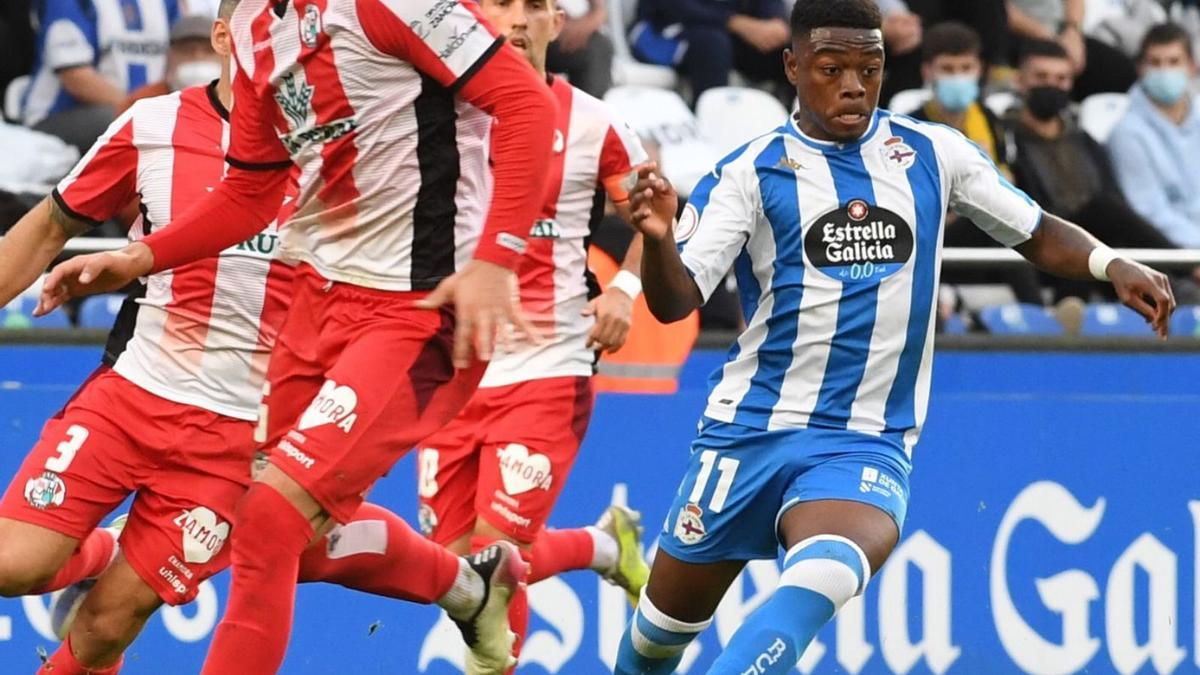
[614,590,711,675]
[706,536,869,675]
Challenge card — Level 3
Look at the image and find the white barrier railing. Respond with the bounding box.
[58,239,1200,267]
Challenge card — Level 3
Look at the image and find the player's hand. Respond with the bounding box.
[36,242,154,316]
[627,163,679,243]
[416,259,541,369]
[1108,259,1175,339]
[583,287,634,352]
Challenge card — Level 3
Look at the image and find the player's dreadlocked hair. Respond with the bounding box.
[790,0,883,35]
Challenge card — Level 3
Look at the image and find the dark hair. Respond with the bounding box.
[790,0,882,36]
[1019,39,1070,66]
[1137,22,1194,63]
[921,21,981,63]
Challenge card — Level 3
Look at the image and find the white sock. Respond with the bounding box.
[438,558,485,620]
[586,526,619,573]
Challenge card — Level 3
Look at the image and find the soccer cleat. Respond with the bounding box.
[49,514,128,639]
[596,505,650,607]
[453,541,527,675]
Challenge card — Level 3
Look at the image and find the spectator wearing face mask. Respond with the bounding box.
[1108,23,1200,249]
[1006,39,1194,300]
[120,15,221,112]
[1007,0,1137,100]
[910,21,1044,305]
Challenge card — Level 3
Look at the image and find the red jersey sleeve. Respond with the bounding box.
[597,112,649,204]
[53,107,139,226]
[225,47,292,171]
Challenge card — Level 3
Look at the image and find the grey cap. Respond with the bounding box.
[170,15,213,44]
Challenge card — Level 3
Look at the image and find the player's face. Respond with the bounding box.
[786,27,884,142]
[479,0,564,71]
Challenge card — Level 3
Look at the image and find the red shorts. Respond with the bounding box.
[261,264,485,524]
[0,368,254,605]
[415,375,594,545]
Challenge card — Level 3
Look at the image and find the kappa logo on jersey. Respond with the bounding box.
[881,137,917,170]
[24,471,66,510]
[300,3,322,48]
[298,380,360,433]
[804,199,914,283]
[530,219,562,239]
[497,444,553,495]
[674,203,700,243]
[674,503,705,544]
[173,506,230,564]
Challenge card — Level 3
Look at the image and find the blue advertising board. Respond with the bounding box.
[0,345,1198,674]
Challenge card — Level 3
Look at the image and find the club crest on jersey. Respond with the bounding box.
[300,3,322,48]
[298,380,359,433]
[881,137,916,170]
[275,71,313,130]
[24,471,66,510]
[174,506,230,564]
[674,503,705,545]
[530,219,561,239]
[804,200,914,283]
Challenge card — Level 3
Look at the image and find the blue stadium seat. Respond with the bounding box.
[942,313,969,334]
[79,294,126,329]
[978,303,1063,335]
[1170,305,1200,338]
[1081,303,1153,336]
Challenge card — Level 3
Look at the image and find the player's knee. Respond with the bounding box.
[779,535,871,610]
[72,597,156,654]
[625,591,712,662]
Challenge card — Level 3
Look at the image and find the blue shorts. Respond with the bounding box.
[657,417,912,563]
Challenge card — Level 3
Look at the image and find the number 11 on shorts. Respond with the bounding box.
[688,450,739,513]
[46,424,89,472]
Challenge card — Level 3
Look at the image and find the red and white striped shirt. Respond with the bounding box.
[482,76,647,387]
[220,0,547,291]
[54,84,294,421]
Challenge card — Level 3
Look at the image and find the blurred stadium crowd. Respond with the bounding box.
[3,0,1200,338]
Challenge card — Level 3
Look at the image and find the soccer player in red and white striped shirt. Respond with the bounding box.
[39,0,557,673]
[413,0,655,662]
[0,6,532,674]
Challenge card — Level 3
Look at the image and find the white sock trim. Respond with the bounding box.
[585,526,618,573]
[439,558,484,620]
[629,590,711,659]
[783,535,872,601]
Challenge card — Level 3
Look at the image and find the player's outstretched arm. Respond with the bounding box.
[0,197,88,307]
[627,164,703,323]
[1015,213,1176,337]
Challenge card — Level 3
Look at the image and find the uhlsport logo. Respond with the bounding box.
[298,380,359,433]
[173,506,230,565]
[24,471,66,510]
[804,199,914,283]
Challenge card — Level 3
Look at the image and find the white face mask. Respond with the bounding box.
[169,60,222,91]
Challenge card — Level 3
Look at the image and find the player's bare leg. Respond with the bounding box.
[38,555,162,674]
[614,553,746,674]
[0,519,114,597]
[704,500,897,674]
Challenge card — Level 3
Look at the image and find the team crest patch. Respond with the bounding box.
[674,503,706,545]
[418,504,438,536]
[881,137,916,170]
[24,471,66,510]
[300,3,322,48]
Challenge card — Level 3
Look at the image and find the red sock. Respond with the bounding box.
[36,635,122,674]
[527,528,594,584]
[32,529,116,594]
[470,535,530,666]
[296,502,459,603]
[200,483,313,675]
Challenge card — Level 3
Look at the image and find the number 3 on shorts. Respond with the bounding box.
[687,449,739,513]
[45,424,89,473]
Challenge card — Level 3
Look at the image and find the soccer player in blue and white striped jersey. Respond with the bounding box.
[613,1,1176,673]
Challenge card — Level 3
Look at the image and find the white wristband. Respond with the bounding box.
[1088,246,1119,281]
[609,270,643,299]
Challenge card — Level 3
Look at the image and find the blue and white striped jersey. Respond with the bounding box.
[678,109,1041,454]
[23,0,178,126]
